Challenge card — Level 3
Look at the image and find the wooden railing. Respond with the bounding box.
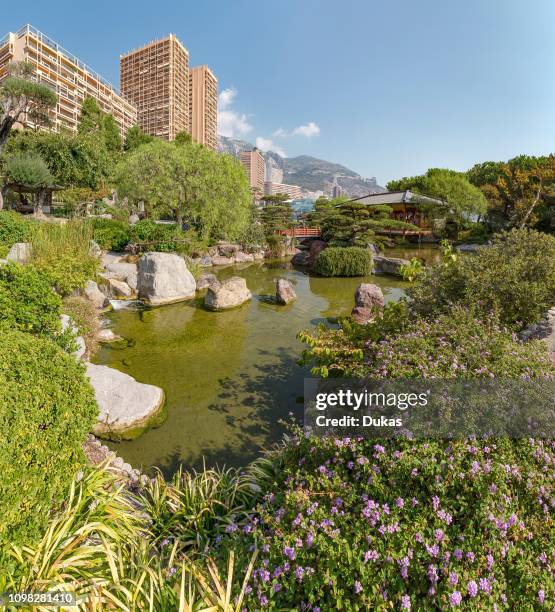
[277,227,321,238]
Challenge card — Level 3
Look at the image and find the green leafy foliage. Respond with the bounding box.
[0,62,57,151]
[90,218,130,251]
[0,210,33,250]
[409,228,555,328]
[314,246,372,277]
[78,97,121,153]
[387,168,488,225]
[115,140,251,241]
[317,200,418,248]
[5,130,111,190]
[124,124,154,151]
[0,262,63,341]
[0,328,97,564]
[399,257,424,282]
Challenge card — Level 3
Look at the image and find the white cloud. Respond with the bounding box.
[292,121,320,138]
[256,136,286,158]
[217,87,253,138]
[272,128,287,138]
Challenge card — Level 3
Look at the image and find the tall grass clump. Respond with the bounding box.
[314,246,372,277]
[31,220,99,295]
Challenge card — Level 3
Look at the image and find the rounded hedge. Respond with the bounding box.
[0,262,62,340]
[314,246,372,277]
[0,328,97,560]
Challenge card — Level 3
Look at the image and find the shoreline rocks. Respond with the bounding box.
[196,272,219,291]
[205,276,252,310]
[87,363,166,441]
[83,280,110,309]
[137,252,196,305]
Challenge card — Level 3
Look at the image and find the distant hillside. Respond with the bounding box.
[218,136,385,198]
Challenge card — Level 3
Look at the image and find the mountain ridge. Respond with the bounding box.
[218,136,385,198]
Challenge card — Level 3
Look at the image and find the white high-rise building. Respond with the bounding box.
[265,157,283,183]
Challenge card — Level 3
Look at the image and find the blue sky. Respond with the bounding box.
[5,0,555,184]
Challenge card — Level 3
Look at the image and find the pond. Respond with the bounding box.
[94,247,436,475]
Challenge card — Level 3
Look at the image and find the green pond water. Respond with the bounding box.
[94,246,437,476]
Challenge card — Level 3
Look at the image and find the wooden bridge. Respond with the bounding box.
[277,227,321,238]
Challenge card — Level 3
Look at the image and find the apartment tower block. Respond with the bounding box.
[189,65,218,150]
[120,35,189,140]
[0,25,137,136]
[240,149,265,195]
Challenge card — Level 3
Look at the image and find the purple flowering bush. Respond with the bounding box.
[300,306,553,379]
[224,428,554,609]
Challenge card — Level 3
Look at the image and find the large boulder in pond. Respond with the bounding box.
[351,283,384,324]
[7,242,32,264]
[276,278,296,304]
[307,240,327,268]
[87,363,165,441]
[373,255,409,277]
[137,252,196,305]
[205,276,252,310]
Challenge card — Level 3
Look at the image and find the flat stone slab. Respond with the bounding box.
[87,363,165,440]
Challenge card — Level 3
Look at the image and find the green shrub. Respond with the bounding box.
[226,427,555,609]
[0,328,97,563]
[0,210,33,250]
[90,218,130,251]
[128,219,185,252]
[409,228,555,328]
[0,262,64,342]
[31,221,99,296]
[314,246,372,277]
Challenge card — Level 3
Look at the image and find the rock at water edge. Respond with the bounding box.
[87,363,166,440]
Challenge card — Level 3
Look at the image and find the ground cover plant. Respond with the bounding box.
[223,427,555,610]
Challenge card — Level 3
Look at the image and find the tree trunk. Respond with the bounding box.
[34,189,47,218]
[176,208,183,230]
[0,187,3,211]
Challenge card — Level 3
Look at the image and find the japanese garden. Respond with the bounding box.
[1,58,554,610]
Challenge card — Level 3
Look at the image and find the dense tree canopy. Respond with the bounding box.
[388,168,488,223]
[123,125,154,152]
[467,155,555,228]
[0,62,57,152]
[309,196,417,247]
[115,140,251,241]
[78,97,121,153]
[260,194,295,237]
[4,130,111,190]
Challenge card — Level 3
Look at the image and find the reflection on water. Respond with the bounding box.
[94,250,427,475]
